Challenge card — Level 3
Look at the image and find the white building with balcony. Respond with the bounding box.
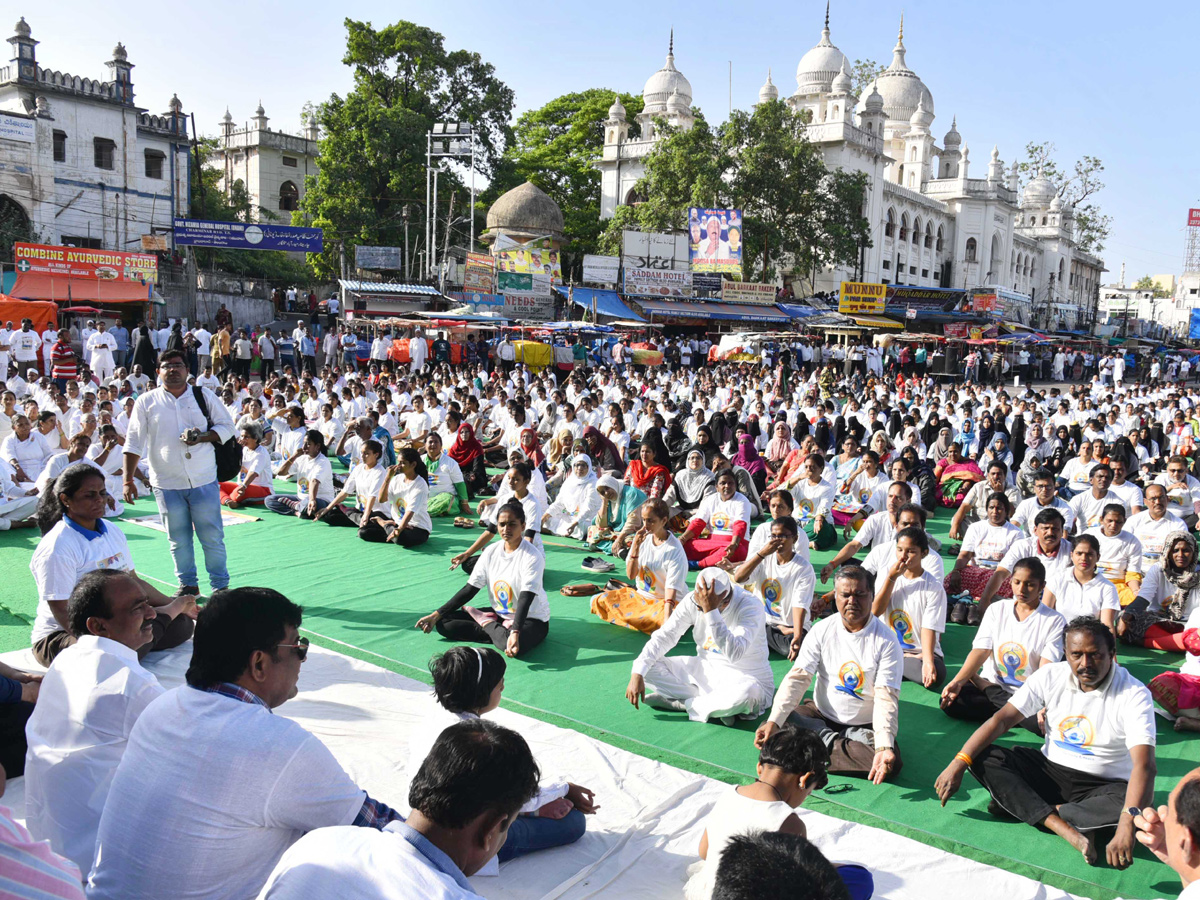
[207,103,319,222]
[0,17,189,256]
[597,13,1106,330]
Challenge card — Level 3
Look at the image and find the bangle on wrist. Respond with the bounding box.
[954,751,974,767]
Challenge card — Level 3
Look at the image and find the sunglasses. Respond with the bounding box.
[274,636,309,662]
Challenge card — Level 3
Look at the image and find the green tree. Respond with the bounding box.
[849,59,885,97]
[489,89,643,281]
[300,19,515,280]
[1133,275,1171,298]
[1017,141,1111,254]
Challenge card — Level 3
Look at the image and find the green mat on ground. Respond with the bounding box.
[0,488,1189,900]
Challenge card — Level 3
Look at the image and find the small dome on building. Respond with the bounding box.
[222,108,233,124]
[831,59,853,94]
[795,4,848,96]
[758,69,779,103]
[255,101,266,116]
[909,96,933,128]
[643,31,692,114]
[873,15,935,123]
[943,115,960,147]
[168,93,182,113]
[863,80,884,112]
[485,181,564,240]
[1021,170,1057,208]
[1050,193,1064,212]
[112,42,127,61]
[14,17,31,38]
[607,95,627,121]
[666,87,688,115]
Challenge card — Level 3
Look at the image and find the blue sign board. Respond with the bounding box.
[1189,308,1200,340]
[173,218,323,252]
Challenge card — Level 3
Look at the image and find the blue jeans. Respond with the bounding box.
[497,809,586,862]
[152,481,228,591]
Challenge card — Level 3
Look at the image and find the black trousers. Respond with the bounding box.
[435,609,548,655]
[0,699,34,777]
[943,681,1042,734]
[766,624,803,657]
[260,358,275,379]
[358,514,430,547]
[462,457,489,496]
[971,744,1127,830]
[318,504,364,527]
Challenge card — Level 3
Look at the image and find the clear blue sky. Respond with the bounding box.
[17,0,1198,283]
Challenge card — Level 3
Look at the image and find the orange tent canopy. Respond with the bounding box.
[0,295,57,332]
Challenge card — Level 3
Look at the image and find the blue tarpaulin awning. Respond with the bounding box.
[636,299,789,323]
[555,287,645,322]
[778,303,825,319]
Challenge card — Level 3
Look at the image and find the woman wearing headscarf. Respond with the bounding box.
[763,421,797,474]
[518,428,546,473]
[732,434,769,496]
[1007,414,1026,469]
[583,425,625,476]
[663,450,716,527]
[979,434,1014,482]
[665,416,692,470]
[707,411,732,455]
[447,422,487,497]
[1120,530,1200,650]
[688,425,719,470]
[130,324,157,372]
[957,417,979,458]
[543,427,576,494]
[587,474,646,557]
[542,455,601,539]
[625,434,673,500]
[869,429,894,469]
[930,426,956,467]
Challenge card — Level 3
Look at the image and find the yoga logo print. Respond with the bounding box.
[760,578,783,617]
[639,570,657,595]
[1053,715,1096,756]
[493,580,514,614]
[995,641,1029,687]
[711,512,731,533]
[888,609,917,652]
[835,661,865,700]
[796,499,815,529]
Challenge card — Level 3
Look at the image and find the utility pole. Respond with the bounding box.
[440,192,456,293]
[431,167,439,282]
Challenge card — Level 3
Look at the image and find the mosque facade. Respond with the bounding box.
[596,16,1105,331]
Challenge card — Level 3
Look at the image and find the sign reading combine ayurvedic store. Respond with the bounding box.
[14,242,158,284]
[687,207,743,277]
[838,281,887,314]
[623,267,693,298]
[721,281,777,305]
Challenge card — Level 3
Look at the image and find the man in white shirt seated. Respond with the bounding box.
[1128,483,1184,572]
[979,507,1073,614]
[1157,456,1200,530]
[756,565,904,784]
[1129,769,1200,899]
[1068,464,1125,531]
[258,719,539,900]
[935,617,1156,869]
[24,569,165,879]
[1013,470,1076,537]
[625,567,774,727]
[87,587,405,900]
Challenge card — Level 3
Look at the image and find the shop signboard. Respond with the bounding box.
[14,241,158,284]
[838,281,887,314]
[722,281,777,304]
[173,218,324,252]
[621,231,689,271]
[493,234,561,279]
[623,267,693,298]
[581,254,620,284]
[355,246,403,269]
[463,252,495,292]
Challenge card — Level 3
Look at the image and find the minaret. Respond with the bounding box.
[251,101,269,132]
[8,18,37,83]
[221,108,234,137]
[105,42,134,105]
[988,145,1004,183]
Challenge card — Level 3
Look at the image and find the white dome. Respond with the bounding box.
[874,19,934,123]
[830,59,853,94]
[1050,193,1064,212]
[943,115,960,147]
[795,7,848,96]
[758,69,779,104]
[908,96,933,128]
[643,32,692,114]
[863,80,884,112]
[608,95,626,121]
[666,87,688,114]
[1021,171,1057,208]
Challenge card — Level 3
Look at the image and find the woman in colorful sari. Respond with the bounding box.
[929,426,956,467]
[662,450,715,528]
[831,436,862,494]
[583,425,625,476]
[543,455,601,540]
[1120,530,1200,650]
[625,433,673,500]
[763,420,797,475]
[732,434,769,496]
[447,423,487,497]
[587,474,646,557]
[934,441,984,507]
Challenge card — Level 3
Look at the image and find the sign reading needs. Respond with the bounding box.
[15,242,158,284]
[838,281,887,314]
[173,218,324,252]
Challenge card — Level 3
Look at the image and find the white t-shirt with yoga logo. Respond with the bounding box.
[468,540,549,623]
[743,552,815,630]
[698,492,752,537]
[634,532,689,600]
[961,521,1023,569]
[880,570,947,657]
[794,614,903,728]
[972,600,1066,693]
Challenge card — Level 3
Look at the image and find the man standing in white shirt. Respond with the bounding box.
[25,569,165,879]
[935,617,1156,869]
[258,719,538,900]
[121,349,235,595]
[257,327,277,380]
[10,318,40,372]
[409,329,428,374]
[88,588,406,900]
[41,323,58,376]
[0,319,12,380]
[86,321,118,383]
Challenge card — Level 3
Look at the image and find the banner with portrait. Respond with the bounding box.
[687,207,743,277]
[493,234,561,279]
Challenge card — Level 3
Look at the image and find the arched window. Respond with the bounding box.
[910,147,917,161]
[1041,216,1048,225]
[936,226,944,253]
[884,208,896,238]
[965,237,977,262]
[899,214,909,242]
[279,180,299,212]
[831,105,839,118]
[0,194,32,264]
[1028,215,1035,225]
[1058,258,1065,282]
[924,223,933,248]
[912,217,921,244]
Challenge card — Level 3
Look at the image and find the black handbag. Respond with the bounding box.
[192,386,241,482]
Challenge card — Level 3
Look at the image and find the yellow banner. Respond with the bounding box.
[838,281,886,314]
